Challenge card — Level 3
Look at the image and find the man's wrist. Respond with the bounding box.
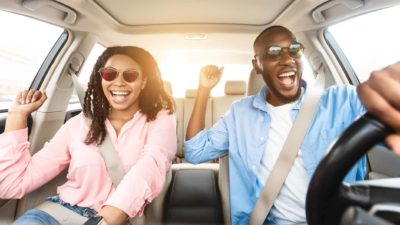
[198,87,211,96]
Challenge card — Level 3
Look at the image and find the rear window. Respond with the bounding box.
[160,63,252,97]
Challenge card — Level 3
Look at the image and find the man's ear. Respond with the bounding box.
[252,58,262,74]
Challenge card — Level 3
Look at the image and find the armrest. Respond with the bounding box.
[164,169,223,225]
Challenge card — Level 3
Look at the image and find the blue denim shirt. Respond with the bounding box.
[184,83,366,225]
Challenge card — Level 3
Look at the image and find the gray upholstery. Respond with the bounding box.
[246,69,264,96]
[163,81,185,158]
[163,81,173,95]
[218,156,231,225]
[183,89,213,154]
[212,81,246,124]
[224,80,246,95]
[185,89,198,98]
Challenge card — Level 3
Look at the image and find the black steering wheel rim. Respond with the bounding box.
[305,113,393,225]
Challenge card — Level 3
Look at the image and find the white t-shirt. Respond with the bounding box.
[256,100,309,224]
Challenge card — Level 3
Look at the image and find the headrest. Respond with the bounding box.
[246,69,264,96]
[224,80,246,95]
[185,89,198,98]
[163,81,173,95]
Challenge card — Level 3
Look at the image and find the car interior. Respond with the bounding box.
[0,0,400,224]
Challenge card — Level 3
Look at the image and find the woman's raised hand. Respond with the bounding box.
[9,90,47,117]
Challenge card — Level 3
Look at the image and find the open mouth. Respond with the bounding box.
[110,90,131,103]
[277,71,296,88]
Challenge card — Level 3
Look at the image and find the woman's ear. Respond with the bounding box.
[252,58,262,74]
[141,78,147,90]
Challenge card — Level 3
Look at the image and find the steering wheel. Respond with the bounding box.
[305,113,400,225]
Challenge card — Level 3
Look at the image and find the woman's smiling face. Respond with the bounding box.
[101,54,146,116]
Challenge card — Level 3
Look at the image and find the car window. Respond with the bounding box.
[327,5,400,83]
[0,10,64,110]
[77,44,106,85]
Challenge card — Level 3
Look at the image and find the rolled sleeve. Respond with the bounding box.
[105,111,177,217]
[184,129,212,164]
[184,116,230,164]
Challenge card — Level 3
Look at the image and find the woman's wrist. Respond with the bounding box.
[4,113,29,132]
[7,111,30,120]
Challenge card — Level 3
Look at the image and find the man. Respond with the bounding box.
[184,25,399,224]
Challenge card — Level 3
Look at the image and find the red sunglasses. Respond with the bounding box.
[98,67,140,83]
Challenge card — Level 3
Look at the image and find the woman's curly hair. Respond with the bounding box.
[83,46,175,145]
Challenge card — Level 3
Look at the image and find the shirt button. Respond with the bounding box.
[252,165,257,170]
[260,137,264,141]
[99,200,104,205]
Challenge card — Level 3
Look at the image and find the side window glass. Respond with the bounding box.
[0,11,64,110]
[77,44,106,85]
[327,5,400,83]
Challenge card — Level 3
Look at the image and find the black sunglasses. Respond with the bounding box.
[98,67,140,83]
[256,42,304,61]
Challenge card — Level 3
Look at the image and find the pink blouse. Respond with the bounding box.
[0,110,177,217]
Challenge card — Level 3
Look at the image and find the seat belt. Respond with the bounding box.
[70,69,86,106]
[249,70,326,225]
[97,131,126,187]
[70,66,126,187]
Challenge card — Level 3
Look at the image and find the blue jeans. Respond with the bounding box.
[12,208,61,225]
[12,196,97,225]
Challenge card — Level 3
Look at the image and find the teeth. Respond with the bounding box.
[278,71,295,77]
[111,91,129,96]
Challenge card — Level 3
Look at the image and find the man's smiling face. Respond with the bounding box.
[253,27,304,106]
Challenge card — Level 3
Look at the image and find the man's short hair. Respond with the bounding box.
[253,25,294,47]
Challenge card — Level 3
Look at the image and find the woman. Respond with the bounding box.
[0,46,177,225]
